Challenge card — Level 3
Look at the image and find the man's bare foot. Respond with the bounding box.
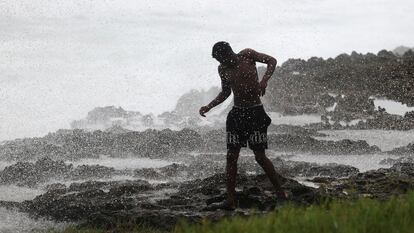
[276,190,289,201]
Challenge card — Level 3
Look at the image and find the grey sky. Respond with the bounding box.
[1,0,413,141]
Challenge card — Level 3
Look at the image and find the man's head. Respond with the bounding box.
[212,41,237,65]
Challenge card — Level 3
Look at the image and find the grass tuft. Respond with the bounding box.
[174,192,414,233]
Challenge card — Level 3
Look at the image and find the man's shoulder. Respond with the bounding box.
[238,48,257,56]
[238,48,257,62]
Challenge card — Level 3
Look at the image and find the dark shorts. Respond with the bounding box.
[226,104,272,151]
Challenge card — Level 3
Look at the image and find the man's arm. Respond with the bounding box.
[240,48,277,95]
[199,67,231,117]
[241,48,277,82]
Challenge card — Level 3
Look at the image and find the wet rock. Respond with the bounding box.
[44,183,67,191]
[0,128,204,160]
[158,163,187,177]
[321,163,414,199]
[70,164,116,180]
[390,162,414,176]
[23,179,152,222]
[108,180,153,196]
[0,157,72,187]
[307,176,338,184]
[0,157,121,187]
[20,162,412,231]
[269,134,380,154]
[388,143,414,155]
[22,173,317,230]
[134,163,189,180]
[282,160,359,178]
[379,157,414,165]
[134,168,165,179]
[0,200,22,210]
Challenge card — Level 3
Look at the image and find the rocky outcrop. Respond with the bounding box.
[20,174,317,230]
[319,162,414,199]
[200,131,379,154]
[268,134,380,154]
[132,155,359,183]
[388,143,414,155]
[0,157,72,187]
[16,162,414,230]
[0,128,204,160]
[379,157,414,166]
[261,49,414,113]
[0,125,383,162]
[0,157,120,187]
[0,158,410,231]
[282,161,359,178]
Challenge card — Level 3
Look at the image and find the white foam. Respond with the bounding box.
[0,208,67,233]
[316,129,414,151]
[286,153,398,172]
[0,185,43,202]
[373,98,414,116]
[268,112,322,126]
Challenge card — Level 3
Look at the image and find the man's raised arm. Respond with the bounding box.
[240,48,277,96]
[199,67,231,117]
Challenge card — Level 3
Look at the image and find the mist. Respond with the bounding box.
[1,0,413,141]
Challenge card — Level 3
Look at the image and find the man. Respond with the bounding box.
[199,41,287,210]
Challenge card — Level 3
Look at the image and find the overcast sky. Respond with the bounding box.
[0,0,413,141]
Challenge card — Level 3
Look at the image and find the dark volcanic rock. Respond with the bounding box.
[0,128,204,161]
[20,162,414,230]
[379,156,414,166]
[0,157,72,187]
[321,162,414,199]
[388,143,414,155]
[134,163,189,180]
[70,164,116,180]
[0,157,120,187]
[22,174,317,230]
[282,161,359,178]
[23,179,152,222]
[132,155,359,183]
[261,49,414,113]
[268,134,380,154]
[200,133,380,155]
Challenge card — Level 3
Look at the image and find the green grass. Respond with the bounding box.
[57,192,414,233]
[175,192,414,233]
[49,224,167,233]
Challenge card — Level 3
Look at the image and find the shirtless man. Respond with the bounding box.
[199,41,286,210]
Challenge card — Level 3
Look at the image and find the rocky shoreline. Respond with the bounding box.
[0,128,385,162]
[0,126,413,230]
[0,156,413,230]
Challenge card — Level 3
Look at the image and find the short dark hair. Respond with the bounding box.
[212,41,234,59]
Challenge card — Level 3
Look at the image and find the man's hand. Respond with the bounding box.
[259,80,268,96]
[199,106,211,117]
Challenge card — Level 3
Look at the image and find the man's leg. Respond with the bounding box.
[226,147,241,207]
[253,149,284,192]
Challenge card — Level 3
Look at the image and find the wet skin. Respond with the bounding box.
[199,48,286,209]
[219,50,263,107]
[199,48,277,114]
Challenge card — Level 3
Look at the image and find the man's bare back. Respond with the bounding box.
[199,47,277,116]
[219,49,263,107]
